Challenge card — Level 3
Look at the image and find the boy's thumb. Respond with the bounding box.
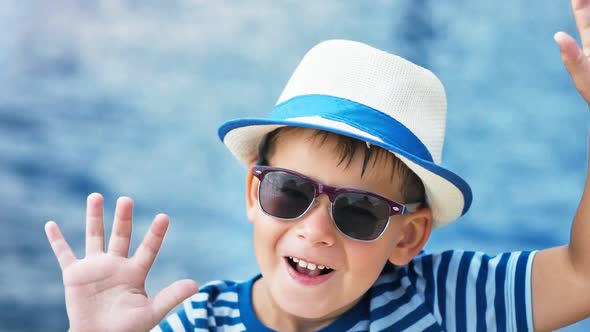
[151,279,199,323]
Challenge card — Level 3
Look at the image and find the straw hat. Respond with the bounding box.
[218,39,472,228]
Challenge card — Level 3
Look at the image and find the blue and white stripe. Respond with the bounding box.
[153,250,536,332]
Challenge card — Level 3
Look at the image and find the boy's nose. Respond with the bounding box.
[294,195,337,247]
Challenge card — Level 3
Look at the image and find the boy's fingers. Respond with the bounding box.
[555,31,585,66]
[107,197,134,257]
[132,214,169,272]
[151,279,199,322]
[85,193,105,256]
[572,0,590,54]
[45,221,77,270]
[555,31,590,103]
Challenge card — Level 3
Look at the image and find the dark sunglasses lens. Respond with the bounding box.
[332,193,390,241]
[259,171,315,219]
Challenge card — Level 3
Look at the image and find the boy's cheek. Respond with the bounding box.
[246,197,270,226]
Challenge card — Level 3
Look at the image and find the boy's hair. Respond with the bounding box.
[257,127,426,204]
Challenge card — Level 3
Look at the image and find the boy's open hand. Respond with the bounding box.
[45,193,199,332]
[555,0,590,104]
[531,1,590,331]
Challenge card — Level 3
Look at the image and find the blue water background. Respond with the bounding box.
[1,1,589,330]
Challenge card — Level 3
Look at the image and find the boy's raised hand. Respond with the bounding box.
[555,0,590,103]
[531,1,590,331]
[45,193,199,332]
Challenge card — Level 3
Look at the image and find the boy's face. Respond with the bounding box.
[246,129,431,323]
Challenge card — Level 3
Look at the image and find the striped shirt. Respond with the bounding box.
[154,250,536,332]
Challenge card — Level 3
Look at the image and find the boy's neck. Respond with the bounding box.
[251,276,355,332]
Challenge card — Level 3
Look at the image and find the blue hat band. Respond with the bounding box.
[272,95,434,162]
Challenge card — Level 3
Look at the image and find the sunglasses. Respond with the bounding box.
[252,165,421,242]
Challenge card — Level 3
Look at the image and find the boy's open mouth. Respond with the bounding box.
[285,256,334,277]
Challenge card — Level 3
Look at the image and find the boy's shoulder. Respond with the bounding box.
[368,249,536,331]
[389,249,535,288]
[187,278,247,313]
[193,279,242,302]
[154,279,251,332]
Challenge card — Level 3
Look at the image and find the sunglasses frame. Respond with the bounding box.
[252,165,421,242]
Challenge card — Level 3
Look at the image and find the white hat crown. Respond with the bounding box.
[277,40,447,164]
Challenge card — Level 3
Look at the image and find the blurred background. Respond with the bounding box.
[1,0,589,331]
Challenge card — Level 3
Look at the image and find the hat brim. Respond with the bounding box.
[219,116,472,228]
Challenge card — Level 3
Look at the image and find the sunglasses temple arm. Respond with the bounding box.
[403,202,423,214]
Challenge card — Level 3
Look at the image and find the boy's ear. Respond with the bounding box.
[388,207,433,266]
[245,162,259,223]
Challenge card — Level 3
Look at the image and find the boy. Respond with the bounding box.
[45,1,590,331]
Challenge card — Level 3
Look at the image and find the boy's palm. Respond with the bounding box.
[45,194,199,332]
[62,255,151,331]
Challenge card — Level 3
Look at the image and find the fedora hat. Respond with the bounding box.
[218,39,472,228]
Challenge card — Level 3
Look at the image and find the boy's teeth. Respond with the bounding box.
[289,257,330,271]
